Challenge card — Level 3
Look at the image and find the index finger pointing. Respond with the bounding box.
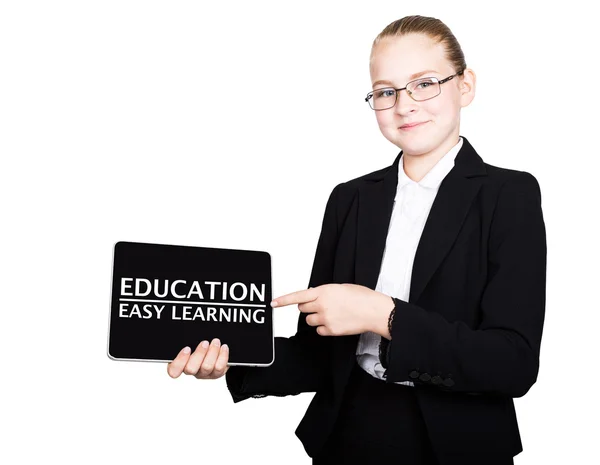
[271,287,318,308]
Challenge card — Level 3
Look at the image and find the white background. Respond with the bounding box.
[1,1,597,464]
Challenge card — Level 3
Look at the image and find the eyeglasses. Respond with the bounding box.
[365,70,464,110]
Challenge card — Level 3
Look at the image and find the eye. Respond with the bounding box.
[375,88,395,98]
[414,78,436,90]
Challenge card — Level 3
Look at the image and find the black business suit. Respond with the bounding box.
[226,135,547,464]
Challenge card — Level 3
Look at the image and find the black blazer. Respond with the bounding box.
[226,135,547,464]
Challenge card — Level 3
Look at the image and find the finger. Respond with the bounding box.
[167,346,192,378]
[209,344,230,379]
[305,312,322,327]
[298,301,320,314]
[197,338,222,378]
[316,325,331,336]
[183,340,211,376]
[271,287,318,308]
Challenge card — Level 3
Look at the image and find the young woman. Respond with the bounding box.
[167,15,546,465]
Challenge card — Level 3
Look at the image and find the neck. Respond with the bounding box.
[402,134,460,182]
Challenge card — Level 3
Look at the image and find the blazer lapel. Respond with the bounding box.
[354,152,400,291]
[354,136,488,304]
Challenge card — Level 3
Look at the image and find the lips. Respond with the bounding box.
[400,121,428,129]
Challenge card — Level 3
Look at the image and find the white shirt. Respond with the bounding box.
[355,137,464,385]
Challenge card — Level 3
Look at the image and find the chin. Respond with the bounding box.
[383,129,428,152]
[392,137,432,155]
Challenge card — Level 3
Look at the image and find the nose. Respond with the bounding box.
[394,88,418,115]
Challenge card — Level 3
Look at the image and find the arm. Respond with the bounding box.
[382,172,547,398]
[226,184,341,402]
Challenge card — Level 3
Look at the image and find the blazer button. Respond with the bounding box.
[443,378,455,387]
[409,370,420,379]
[431,375,443,385]
[419,373,431,382]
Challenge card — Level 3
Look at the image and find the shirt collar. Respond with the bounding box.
[396,136,463,199]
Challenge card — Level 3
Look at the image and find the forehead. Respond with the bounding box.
[370,34,450,84]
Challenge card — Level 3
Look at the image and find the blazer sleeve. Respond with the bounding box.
[225,184,341,403]
[383,172,547,398]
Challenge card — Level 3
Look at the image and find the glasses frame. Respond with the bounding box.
[365,70,465,110]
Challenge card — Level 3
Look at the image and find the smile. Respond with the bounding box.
[399,121,429,130]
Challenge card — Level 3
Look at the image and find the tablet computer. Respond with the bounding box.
[107,241,274,367]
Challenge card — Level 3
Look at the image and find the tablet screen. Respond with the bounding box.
[107,241,274,366]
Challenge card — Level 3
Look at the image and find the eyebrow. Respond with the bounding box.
[372,69,439,88]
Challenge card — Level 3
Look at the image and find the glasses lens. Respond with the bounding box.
[407,78,440,101]
[370,88,396,110]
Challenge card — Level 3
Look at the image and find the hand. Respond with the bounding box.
[167,338,230,380]
[271,283,391,337]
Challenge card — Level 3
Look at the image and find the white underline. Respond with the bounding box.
[119,298,266,307]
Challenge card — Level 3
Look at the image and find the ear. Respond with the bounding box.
[459,68,476,108]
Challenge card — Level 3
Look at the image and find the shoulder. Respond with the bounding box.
[330,162,394,199]
[323,152,543,215]
[477,162,545,243]
[482,162,543,203]
[319,161,394,227]
[461,135,541,191]
[484,162,540,186]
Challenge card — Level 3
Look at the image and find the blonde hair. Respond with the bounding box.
[370,15,467,75]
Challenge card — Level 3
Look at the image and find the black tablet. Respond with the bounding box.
[107,241,274,367]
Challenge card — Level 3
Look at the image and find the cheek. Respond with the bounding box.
[423,99,444,116]
[430,94,460,119]
[375,111,395,130]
